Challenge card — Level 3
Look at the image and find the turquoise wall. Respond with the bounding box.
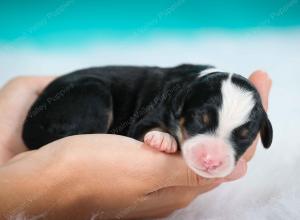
[1,0,299,45]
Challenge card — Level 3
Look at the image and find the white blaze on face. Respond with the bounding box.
[217,75,255,139]
[182,75,256,178]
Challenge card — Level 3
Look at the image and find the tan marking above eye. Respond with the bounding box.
[239,128,249,138]
[179,117,185,126]
[201,113,210,125]
[178,117,186,144]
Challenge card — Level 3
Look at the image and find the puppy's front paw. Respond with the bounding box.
[144,131,177,153]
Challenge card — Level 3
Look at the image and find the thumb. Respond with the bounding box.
[249,70,272,111]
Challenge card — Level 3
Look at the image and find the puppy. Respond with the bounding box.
[22,64,273,178]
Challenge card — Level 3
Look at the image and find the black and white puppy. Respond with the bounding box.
[23,64,273,178]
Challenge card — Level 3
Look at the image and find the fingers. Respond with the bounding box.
[7,76,55,95]
[29,76,56,95]
[151,153,220,189]
[131,185,220,219]
[0,76,56,106]
[243,138,258,162]
[249,70,272,111]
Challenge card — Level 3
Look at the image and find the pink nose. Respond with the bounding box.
[200,154,223,170]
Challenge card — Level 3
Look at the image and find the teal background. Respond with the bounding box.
[0,0,300,45]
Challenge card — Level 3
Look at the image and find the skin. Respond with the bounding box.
[0,71,271,219]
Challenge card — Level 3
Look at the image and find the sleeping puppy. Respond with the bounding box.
[22,64,273,178]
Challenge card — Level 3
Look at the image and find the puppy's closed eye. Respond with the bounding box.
[201,113,210,126]
[192,111,211,126]
[238,127,249,139]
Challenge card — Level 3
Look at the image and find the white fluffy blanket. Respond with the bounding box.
[163,143,300,220]
[1,30,299,219]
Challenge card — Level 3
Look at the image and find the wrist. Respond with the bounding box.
[0,146,89,219]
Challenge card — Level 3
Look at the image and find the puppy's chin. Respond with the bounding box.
[181,134,236,179]
[184,160,234,178]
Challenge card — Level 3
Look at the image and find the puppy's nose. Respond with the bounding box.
[200,154,223,170]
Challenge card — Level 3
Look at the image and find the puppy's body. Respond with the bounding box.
[23,64,209,148]
[23,64,272,178]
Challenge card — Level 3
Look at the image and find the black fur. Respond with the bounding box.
[22,64,272,160]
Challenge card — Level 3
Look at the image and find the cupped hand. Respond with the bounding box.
[0,71,271,219]
[0,76,55,164]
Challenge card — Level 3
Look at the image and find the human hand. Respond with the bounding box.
[0,70,271,219]
[0,134,247,219]
[0,76,55,164]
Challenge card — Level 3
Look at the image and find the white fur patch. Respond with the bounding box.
[216,75,255,139]
[198,68,224,78]
[182,134,236,178]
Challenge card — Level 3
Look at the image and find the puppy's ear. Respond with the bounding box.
[260,111,273,149]
[172,86,190,118]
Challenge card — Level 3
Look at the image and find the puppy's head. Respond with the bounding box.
[173,69,273,178]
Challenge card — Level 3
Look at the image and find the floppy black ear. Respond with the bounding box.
[260,112,273,149]
[172,86,190,118]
